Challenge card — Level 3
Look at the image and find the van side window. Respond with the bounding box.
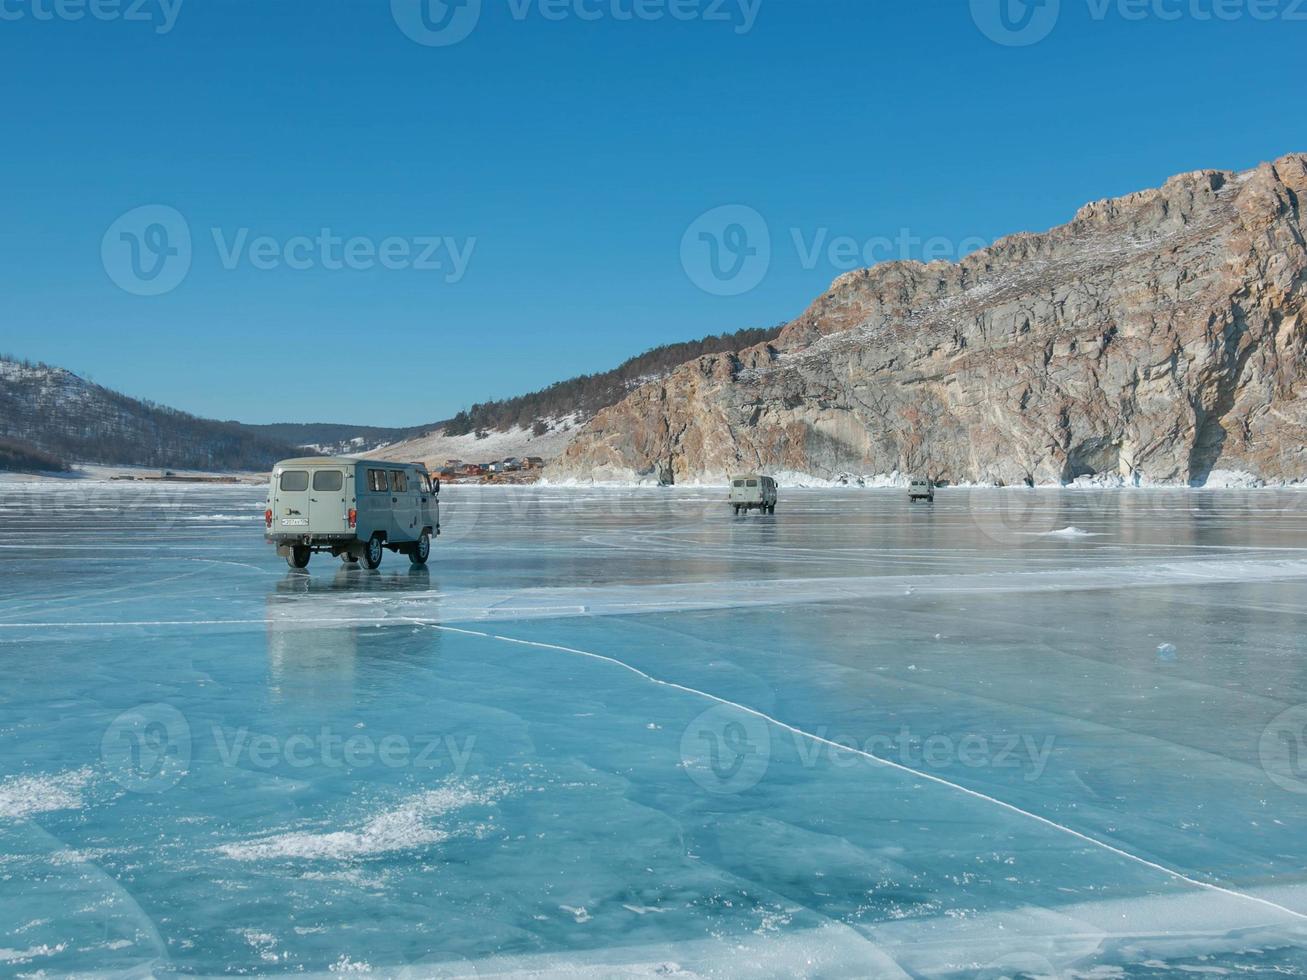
[313,470,343,492]
[389,471,407,493]
[367,469,388,492]
[280,471,309,492]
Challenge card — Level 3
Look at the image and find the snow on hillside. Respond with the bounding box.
[369,415,586,468]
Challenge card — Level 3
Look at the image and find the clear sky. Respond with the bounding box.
[2,0,1303,426]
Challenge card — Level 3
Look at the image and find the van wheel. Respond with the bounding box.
[410,533,431,567]
[361,536,384,570]
[287,545,311,569]
[341,552,359,565]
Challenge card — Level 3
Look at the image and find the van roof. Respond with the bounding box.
[273,457,425,469]
[730,474,770,480]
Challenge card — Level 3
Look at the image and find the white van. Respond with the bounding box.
[265,457,439,570]
[729,474,778,515]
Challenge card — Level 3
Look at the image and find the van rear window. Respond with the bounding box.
[733,480,745,487]
[367,470,388,492]
[313,470,343,492]
[747,479,758,488]
[279,471,309,492]
[389,471,408,493]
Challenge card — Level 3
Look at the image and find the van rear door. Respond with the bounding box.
[275,469,312,532]
[309,468,348,536]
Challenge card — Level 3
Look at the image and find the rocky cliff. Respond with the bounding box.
[552,154,1307,486]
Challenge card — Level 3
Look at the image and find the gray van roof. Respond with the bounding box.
[273,457,426,469]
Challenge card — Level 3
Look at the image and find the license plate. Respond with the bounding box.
[280,518,308,527]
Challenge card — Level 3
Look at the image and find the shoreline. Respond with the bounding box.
[4,473,1307,493]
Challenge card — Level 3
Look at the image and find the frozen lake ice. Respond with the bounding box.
[3,481,1307,976]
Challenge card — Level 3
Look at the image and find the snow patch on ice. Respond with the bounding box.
[0,942,68,965]
[0,768,93,821]
[215,782,503,862]
[1038,527,1098,538]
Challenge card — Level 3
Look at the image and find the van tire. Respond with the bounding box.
[410,533,431,567]
[361,536,384,570]
[287,545,311,569]
[341,552,359,565]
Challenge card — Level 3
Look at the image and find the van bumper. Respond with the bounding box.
[266,533,358,546]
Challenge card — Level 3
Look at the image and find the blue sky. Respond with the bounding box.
[2,0,1304,426]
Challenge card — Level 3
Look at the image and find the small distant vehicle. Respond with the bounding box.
[265,457,439,570]
[730,474,778,514]
[908,478,935,503]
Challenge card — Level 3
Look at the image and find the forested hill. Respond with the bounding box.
[440,324,785,436]
[0,357,302,471]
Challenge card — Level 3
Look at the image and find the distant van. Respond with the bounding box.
[729,474,777,515]
[266,457,439,570]
[908,478,935,503]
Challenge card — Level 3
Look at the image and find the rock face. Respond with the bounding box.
[553,154,1307,486]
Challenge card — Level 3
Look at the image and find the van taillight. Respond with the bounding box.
[348,509,357,529]
[264,509,273,529]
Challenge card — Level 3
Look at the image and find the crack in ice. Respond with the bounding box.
[405,618,1307,927]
